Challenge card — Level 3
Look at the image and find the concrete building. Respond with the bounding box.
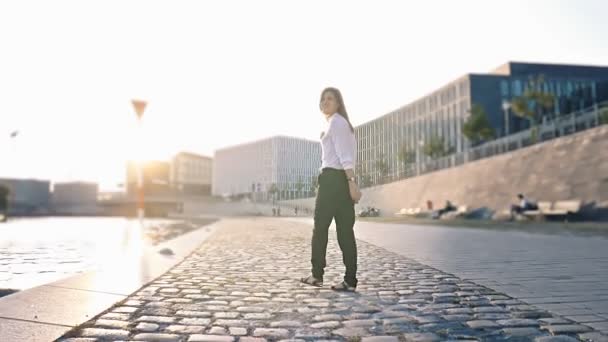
[52,182,100,215]
[0,178,51,215]
[213,136,321,200]
[170,152,212,195]
[356,61,608,185]
[52,182,98,205]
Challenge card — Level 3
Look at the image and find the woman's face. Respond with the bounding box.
[320,91,339,116]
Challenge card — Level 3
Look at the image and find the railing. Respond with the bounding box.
[365,101,608,187]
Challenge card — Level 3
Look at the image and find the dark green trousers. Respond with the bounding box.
[311,168,358,287]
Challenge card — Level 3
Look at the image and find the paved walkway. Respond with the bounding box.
[59,218,607,341]
[349,220,608,336]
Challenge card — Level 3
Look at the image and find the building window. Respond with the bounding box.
[512,80,523,96]
[500,80,509,96]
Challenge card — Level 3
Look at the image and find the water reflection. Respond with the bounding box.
[0,217,171,291]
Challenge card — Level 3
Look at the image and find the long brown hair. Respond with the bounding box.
[319,87,354,132]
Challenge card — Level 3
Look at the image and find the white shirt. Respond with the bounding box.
[320,113,357,170]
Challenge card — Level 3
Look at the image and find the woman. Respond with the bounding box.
[301,87,362,292]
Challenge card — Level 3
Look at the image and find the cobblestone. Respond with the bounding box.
[135,322,159,332]
[132,333,181,341]
[58,219,606,341]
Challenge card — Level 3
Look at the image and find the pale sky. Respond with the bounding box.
[1,0,607,191]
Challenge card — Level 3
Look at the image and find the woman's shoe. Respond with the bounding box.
[300,275,323,287]
[331,281,356,292]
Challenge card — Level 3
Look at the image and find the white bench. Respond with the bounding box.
[522,200,582,220]
[395,207,422,217]
[439,205,469,220]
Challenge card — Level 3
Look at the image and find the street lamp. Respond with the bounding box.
[502,100,511,137]
[131,99,147,223]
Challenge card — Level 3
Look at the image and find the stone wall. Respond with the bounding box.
[282,125,608,216]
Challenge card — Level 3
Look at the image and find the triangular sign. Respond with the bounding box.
[131,99,147,119]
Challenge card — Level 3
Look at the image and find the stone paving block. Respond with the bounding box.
[80,328,129,339]
[578,332,608,342]
[497,318,540,327]
[361,337,400,342]
[229,327,247,335]
[402,332,441,341]
[188,335,235,342]
[501,327,544,336]
[310,320,342,329]
[541,324,593,334]
[333,327,371,338]
[466,320,501,329]
[207,326,228,335]
[113,306,138,313]
[343,319,377,327]
[133,333,181,341]
[165,324,206,334]
[135,322,159,332]
[253,328,290,338]
[534,336,580,342]
[177,310,212,317]
[93,319,130,329]
[136,315,177,324]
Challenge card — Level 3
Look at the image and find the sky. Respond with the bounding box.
[1,0,607,191]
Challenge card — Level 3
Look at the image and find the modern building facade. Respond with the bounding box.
[52,182,98,205]
[356,62,608,185]
[0,178,51,215]
[212,136,321,200]
[52,181,100,215]
[170,152,212,195]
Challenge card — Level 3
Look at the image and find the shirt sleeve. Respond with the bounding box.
[329,116,356,170]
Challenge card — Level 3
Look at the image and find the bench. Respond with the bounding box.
[395,207,422,217]
[521,201,551,219]
[521,200,582,220]
[543,200,582,218]
[440,205,469,220]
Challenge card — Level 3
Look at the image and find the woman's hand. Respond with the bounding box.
[348,181,362,204]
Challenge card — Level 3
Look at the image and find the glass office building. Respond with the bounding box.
[356,62,608,184]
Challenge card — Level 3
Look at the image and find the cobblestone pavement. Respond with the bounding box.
[59,218,608,342]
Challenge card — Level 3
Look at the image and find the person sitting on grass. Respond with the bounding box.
[510,193,538,219]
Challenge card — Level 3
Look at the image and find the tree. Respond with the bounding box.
[600,107,608,125]
[423,135,449,159]
[375,153,389,182]
[511,75,555,141]
[267,183,278,202]
[397,144,416,172]
[360,175,372,188]
[309,175,318,196]
[295,178,304,199]
[463,103,495,144]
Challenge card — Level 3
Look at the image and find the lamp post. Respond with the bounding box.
[502,100,511,137]
[131,99,147,223]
